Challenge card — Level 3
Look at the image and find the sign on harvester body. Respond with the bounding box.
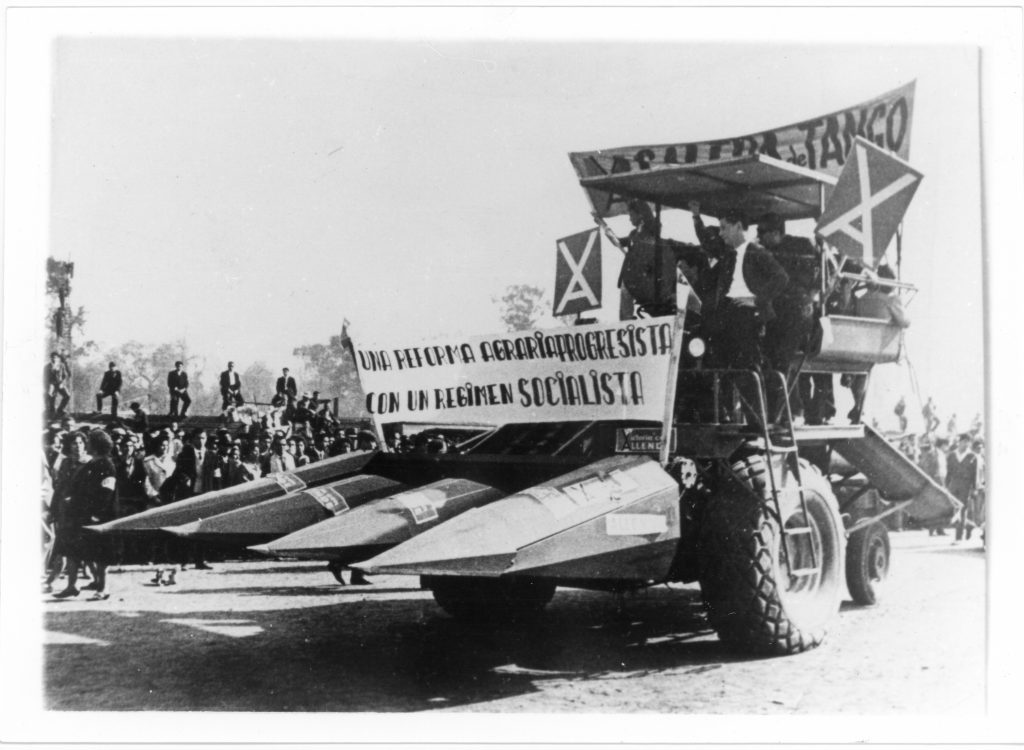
[352,317,677,426]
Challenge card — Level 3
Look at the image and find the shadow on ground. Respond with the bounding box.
[45,585,745,712]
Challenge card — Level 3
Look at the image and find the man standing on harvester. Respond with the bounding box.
[703,211,788,371]
[757,212,820,423]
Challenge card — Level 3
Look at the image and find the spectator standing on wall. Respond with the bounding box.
[95,361,123,417]
[220,361,244,414]
[276,368,298,410]
[45,352,72,419]
[167,361,191,418]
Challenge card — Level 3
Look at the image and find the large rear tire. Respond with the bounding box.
[845,521,890,606]
[697,455,845,655]
[424,576,556,623]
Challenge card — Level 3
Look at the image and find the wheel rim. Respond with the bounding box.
[867,535,889,583]
[777,495,842,627]
[783,512,822,595]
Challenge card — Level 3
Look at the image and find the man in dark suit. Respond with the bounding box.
[167,361,191,418]
[44,352,71,419]
[704,211,789,371]
[171,428,219,570]
[219,361,244,412]
[174,429,220,498]
[947,433,979,542]
[758,213,821,423]
[95,361,123,416]
[128,402,149,434]
[276,367,298,409]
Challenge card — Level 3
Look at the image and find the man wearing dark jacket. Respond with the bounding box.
[167,361,191,418]
[95,361,123,416]
[276,368,298,409]
[704,211,789,370]
[45,352,71,419]
[758,213,820,422]
[948,433,979,542]
[128,402,149,435]
[173,429,220,498]
[219,362,244,411]
[170,429,218,571]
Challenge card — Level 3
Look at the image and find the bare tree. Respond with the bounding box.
[293,334,365,416]
[242,361,276,406]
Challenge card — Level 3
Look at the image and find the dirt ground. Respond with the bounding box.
[43,530,985,714]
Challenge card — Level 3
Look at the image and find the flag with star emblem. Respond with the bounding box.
[816,135,923,267]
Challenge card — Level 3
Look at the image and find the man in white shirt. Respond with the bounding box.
[219,361,244,412]
[705,211,789,370]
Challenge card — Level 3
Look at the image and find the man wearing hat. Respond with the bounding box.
[95,361,123,417]
[758,213,819,423]
[167,361,191,418]
[948,433,980,542]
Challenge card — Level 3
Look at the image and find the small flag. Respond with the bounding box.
[816,136,922,267]
[338,319,354,360]
[553,229,602,316]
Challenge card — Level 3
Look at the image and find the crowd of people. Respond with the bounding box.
[41,355,477,601]
[46,360,361,599]
[895,404,987,543]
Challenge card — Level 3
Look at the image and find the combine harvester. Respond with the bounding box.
[93,82,959,655]
[351,82,959,656]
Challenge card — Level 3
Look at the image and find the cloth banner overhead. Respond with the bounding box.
[815,135,923,266]
[553,228,602,317]
[350,317,677,427]
[571,81,915,218]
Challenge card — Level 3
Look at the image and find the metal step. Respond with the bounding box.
[784,526,815,535]
[788,567,821,576]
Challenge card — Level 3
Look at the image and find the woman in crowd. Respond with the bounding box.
[143,433,177,505]
[293,437,311,467]
[51,430,118,601]
[223,444,257,487]
[44,431,92,593]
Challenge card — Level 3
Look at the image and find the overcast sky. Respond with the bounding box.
[47,32,982,426]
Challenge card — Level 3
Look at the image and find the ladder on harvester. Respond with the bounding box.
[733,369,820,582]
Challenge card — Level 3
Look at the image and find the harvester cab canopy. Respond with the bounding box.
[575,148,916,375]
[578,153,836,222]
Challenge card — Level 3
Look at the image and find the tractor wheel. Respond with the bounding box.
[424,576,556,623]
[845,521,890,606]
[697,455,846,655]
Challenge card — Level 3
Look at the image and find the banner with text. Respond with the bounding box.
[352,317,677,427]
[571,81,915,218]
